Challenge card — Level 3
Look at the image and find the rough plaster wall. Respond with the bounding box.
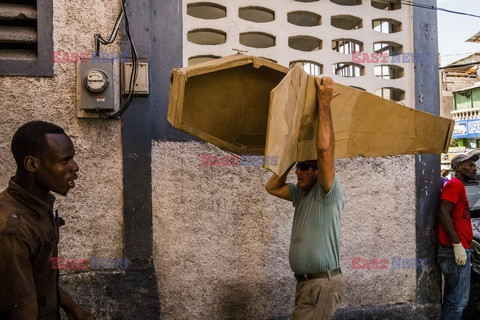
[0,0,123,271]
[338,156,417,306]
[152,141,416,319]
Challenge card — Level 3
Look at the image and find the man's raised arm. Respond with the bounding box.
[315,77,336,194]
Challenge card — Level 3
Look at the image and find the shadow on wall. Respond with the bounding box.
[219,283,254,318]
[59,259,160,319]
[210,278,294,320]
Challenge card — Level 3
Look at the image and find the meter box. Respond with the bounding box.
[77,57,120,118]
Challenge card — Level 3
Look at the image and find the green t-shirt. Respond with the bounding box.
[288,176,345,275]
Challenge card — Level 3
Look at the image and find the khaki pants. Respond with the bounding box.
[293,274,344,320]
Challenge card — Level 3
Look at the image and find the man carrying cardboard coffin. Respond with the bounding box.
[265,77,345,320]
[438,152,479,320]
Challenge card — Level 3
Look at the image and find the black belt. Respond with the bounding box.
[294,268,342,282]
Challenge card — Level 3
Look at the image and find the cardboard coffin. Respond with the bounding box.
[265,65,455,175]
[167,54,454,176]
[167,54,288,155]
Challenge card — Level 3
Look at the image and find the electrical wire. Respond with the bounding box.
[94,10,124,55]
[99,0,139,119]
[374,0,480,19]
[375,1,480,68]
[441,52,479,58]
[406,0,480,19]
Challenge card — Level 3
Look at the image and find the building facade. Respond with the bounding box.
[184,0,414,105]
[439,52,480,168]
[452,83,480,147]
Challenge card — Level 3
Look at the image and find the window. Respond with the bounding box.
[187,28,227,45]
[288,35,322,52]
[372,19,402,34]
[239,6,274,23]
[371,0,401,10]
[187,2,226,20]
[188,55,221,66]
[376,87,405,101]
[333,62,364,77]
[290,60,323,75]
[287,11,321,27]
[331,15,363,30]
[0,0,54,76]
[331,0,362,5]
[239,32,275,48]
[332,39,363,54]
[373,41,403,56]
[374,65,404,79]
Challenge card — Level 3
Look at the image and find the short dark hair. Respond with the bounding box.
[304,160,317,169]
[297,160,317,170]
[11,121,65,168]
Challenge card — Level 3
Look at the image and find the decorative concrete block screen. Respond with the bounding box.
[183,0,413,105]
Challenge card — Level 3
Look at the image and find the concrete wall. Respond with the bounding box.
[0,0,124,311]
[152,141,417,319]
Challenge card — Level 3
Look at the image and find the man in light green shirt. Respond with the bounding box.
[265,77,345,320]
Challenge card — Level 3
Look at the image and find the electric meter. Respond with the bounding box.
[84,69,109,93]
[77,58,118,115]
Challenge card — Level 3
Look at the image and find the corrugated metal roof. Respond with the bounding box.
[452,82,480,92]
[467,31,480,43]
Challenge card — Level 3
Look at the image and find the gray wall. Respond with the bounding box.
[152,142,418,319]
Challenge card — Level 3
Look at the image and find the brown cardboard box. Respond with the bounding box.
[167,54,288,155]
[265,65,454,175]
[167,54,454,175]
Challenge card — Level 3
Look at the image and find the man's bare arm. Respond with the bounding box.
[438,199,461,244]
[265,166,292,201]
[60,286,95,320]
[315,77,336,194]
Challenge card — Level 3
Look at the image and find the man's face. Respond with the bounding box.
[34,133,79,196]
[456,159,477,181]
[295,162,317,191]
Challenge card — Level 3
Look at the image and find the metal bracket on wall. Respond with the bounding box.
[122,60,149,95]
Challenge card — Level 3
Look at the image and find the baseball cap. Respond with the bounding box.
[451,153,480,170]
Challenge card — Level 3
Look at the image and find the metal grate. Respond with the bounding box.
[0,0,37,60]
